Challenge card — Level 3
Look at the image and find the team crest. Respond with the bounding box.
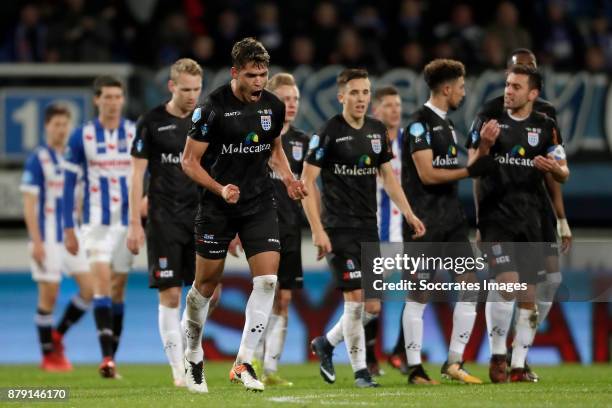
[371,139,381,154]
[527,132,539,146]
[346,259,355,271]
[292,143,303,161]
[159,257,168,269]
[261,115,272,131]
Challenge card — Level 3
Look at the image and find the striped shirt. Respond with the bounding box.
[377,128,404,242]
[62,118,135,228]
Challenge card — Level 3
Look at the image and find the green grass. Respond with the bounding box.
[0,363,610,407]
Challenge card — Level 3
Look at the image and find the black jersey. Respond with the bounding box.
[131,104,198,225]
[270,126,309,228]
[304,114,393,231]
[188,84,285,216]
[470,109,563,232]
[402,105,465,228]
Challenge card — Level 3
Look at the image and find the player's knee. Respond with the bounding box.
[253,274,277,294]
[364,301,381,316]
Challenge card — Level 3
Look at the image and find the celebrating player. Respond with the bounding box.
[468,64,569,382]
[303,68,425,388]
[127,58,221,387]
[21,104,93,372]
[399,59,496,385]
[472,48,572,381]
[252,72,310,386]
[179,37,306,393]
[62,76,135,378]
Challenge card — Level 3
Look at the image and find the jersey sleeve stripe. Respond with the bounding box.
[95,121,107,154]
[62,161,81,174]
[54,197,63,242]
[379,191,391,241]
[19,184,40,194]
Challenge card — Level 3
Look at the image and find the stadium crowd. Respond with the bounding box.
[1,0,611,73]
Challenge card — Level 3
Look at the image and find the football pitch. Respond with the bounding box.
[0,363,610,407]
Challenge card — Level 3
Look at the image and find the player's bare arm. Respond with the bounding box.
[300,162,330,260]
[126,157,148,254]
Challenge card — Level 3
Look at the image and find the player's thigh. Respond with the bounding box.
[30,242,62,284]
[194,211,236,260]
[110,225,134,274]
[326,230,364,291]
[146,220,188,290]
[81,225,113,265]
[277,228,303,290]
[238,209,281,261]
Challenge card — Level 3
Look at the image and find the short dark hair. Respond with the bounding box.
[507,64,543,91]
[373,86,399,104]
[231,37,270,69]
[508,48,536,67]
[423,59,465,92]
[93,75,124,96]
[44,103,71,123]
[337,68,369,89]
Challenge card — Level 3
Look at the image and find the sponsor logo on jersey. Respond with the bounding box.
[261,115,272,131]
[315,147,325,161]
[343,270,362,280]
[358,155,372,168]
[292,143,303,161]
[135,139,144,152]
[161,152,182,164]
[432,125,444,132]
[336,135,353,143]
[346,259,355,270]
[527,132,539,146]
[221,133,272,155]
[371,138,381,154]
[495,145,534,167]
[245,132,259,145]
[157,124,177,132]
[432,145,459,166]
[224,111,241,117]
[192,107,201,123]
[159,257,168,269]
[156,269,174,278]
[257,109,273,115]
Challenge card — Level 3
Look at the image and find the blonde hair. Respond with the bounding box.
[267,73,296,91]
[170,58,203,82]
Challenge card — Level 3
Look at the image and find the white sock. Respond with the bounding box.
[183,285,210,363]
[511,308,538,368]
[264,314,287,374]
[325,317,344,347]
[362,311,377,326]
[448,301,477,364]
[236,275,277,364]
[343,301,366,372]
[159,304,185,380]
[403,301,426,366]
[254,324,266,361]
[485,288,515,356]
[537,271,562,325]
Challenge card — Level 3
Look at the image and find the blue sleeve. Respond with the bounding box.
[63,128,85,172]
[62,170,78,229]
[20,153,44,194]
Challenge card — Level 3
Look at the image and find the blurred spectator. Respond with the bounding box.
[289,35,315,67]
[12,3,47,62]
[537,0,585,69]
[212,9,243,62]
[480,32,506,71]
[386,0,427,63]
[433,3,483,67]
[432,40,455,60]
[586,14,612,70]
[254,2,283,56]
[400,41,424,71]
[311,1,339,64]
[188,35,215,68]
[584,45,607,73]
[157,12,191,66]
[331,26,382,73]
[48,0,113,62]
[486,1,532,59]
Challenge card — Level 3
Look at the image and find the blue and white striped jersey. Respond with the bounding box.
[377,128,404,242]
[62,118,135,228]
[21,145,71,243]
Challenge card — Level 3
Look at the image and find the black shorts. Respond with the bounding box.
[195,208,280,260]
[326,228,380,291]
[480,224,546,285]
[147,220,195,289]
[278,225,303,290]
[541,204,559,257]
[403,221,474,282]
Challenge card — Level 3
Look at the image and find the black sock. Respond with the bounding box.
[364,317,378,364]
[393,304,406,354]
[56,295,89,335]
[36,308,54,357]
[111,303,124,357]
[93,297,114,358]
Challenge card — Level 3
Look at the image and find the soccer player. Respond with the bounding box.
[180,37,306,393]
[472,48,572,381]
[127,58,217,387]
[303,68,425,388]
[252,72,309,386]
[62,76,135,378]
[372,85,405,376]
[21,104,93,372]
[468,64,569,382]
[399,59,497,385]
